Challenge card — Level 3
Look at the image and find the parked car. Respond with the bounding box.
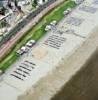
[45,25,51,31]
[26,39,36,47]
[63,8,71,15]
[50,20,57,26]
[17,46,28,55]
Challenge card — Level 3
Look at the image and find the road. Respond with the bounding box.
[0,0,64,59]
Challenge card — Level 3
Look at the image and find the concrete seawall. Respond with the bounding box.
[52,46,98,100]
[18,26,98,100]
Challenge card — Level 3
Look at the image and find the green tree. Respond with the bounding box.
[32,0,38,8]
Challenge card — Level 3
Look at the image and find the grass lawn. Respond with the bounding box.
[0,0,77,72]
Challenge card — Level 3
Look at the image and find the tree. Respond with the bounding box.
[43,0,45,2]
[0,6,6,15]
[32,0,38,8]
[34,0,38,5]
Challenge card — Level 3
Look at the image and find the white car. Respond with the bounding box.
[50,20,57,26]
[63,8,72,15]
[45,25,52,31]
[17,46,28,55]
[73,0,84,5]
[26,40,36,47]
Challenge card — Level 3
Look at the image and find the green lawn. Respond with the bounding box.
[0,0,77,72]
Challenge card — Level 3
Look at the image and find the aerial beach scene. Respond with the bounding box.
[0,0,98,100]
